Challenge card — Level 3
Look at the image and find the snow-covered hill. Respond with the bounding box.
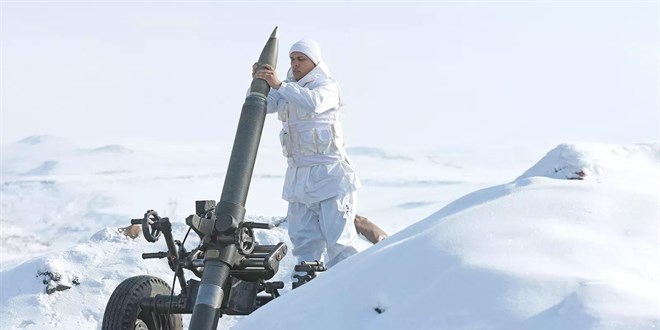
[1,139,657,329]
[236,143,660,330]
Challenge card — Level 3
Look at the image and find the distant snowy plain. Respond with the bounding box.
[1,136,658,329]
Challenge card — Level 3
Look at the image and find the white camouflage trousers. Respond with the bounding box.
[287,191,360,268]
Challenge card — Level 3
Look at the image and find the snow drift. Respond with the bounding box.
[236,143,659,330]
[0,217,296,329]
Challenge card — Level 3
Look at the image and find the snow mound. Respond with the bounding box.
[1,136,78,176]
[0,180,127,271]
[236,143,660,330]
[518,143,659,181]
[22,160,59,176]
[7,135,78,159]
[0,217,297,329]
[15,135,75,148]
[0,227,171,329]
[88,144,134,154]
[1,136,138,177]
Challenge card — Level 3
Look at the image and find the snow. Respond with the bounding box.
[1,138,658,329]
[235,143,660,330]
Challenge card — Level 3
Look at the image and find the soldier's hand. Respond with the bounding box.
[252,62,258,78]
[254,64,282,89]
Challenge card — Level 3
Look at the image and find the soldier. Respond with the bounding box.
[253,39,364,267]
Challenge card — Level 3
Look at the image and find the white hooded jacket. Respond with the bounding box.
[266,61,360,204]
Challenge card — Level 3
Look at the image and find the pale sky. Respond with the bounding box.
[1,1,658,151]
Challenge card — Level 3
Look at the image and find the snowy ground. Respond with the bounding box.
[1,136,658,329]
